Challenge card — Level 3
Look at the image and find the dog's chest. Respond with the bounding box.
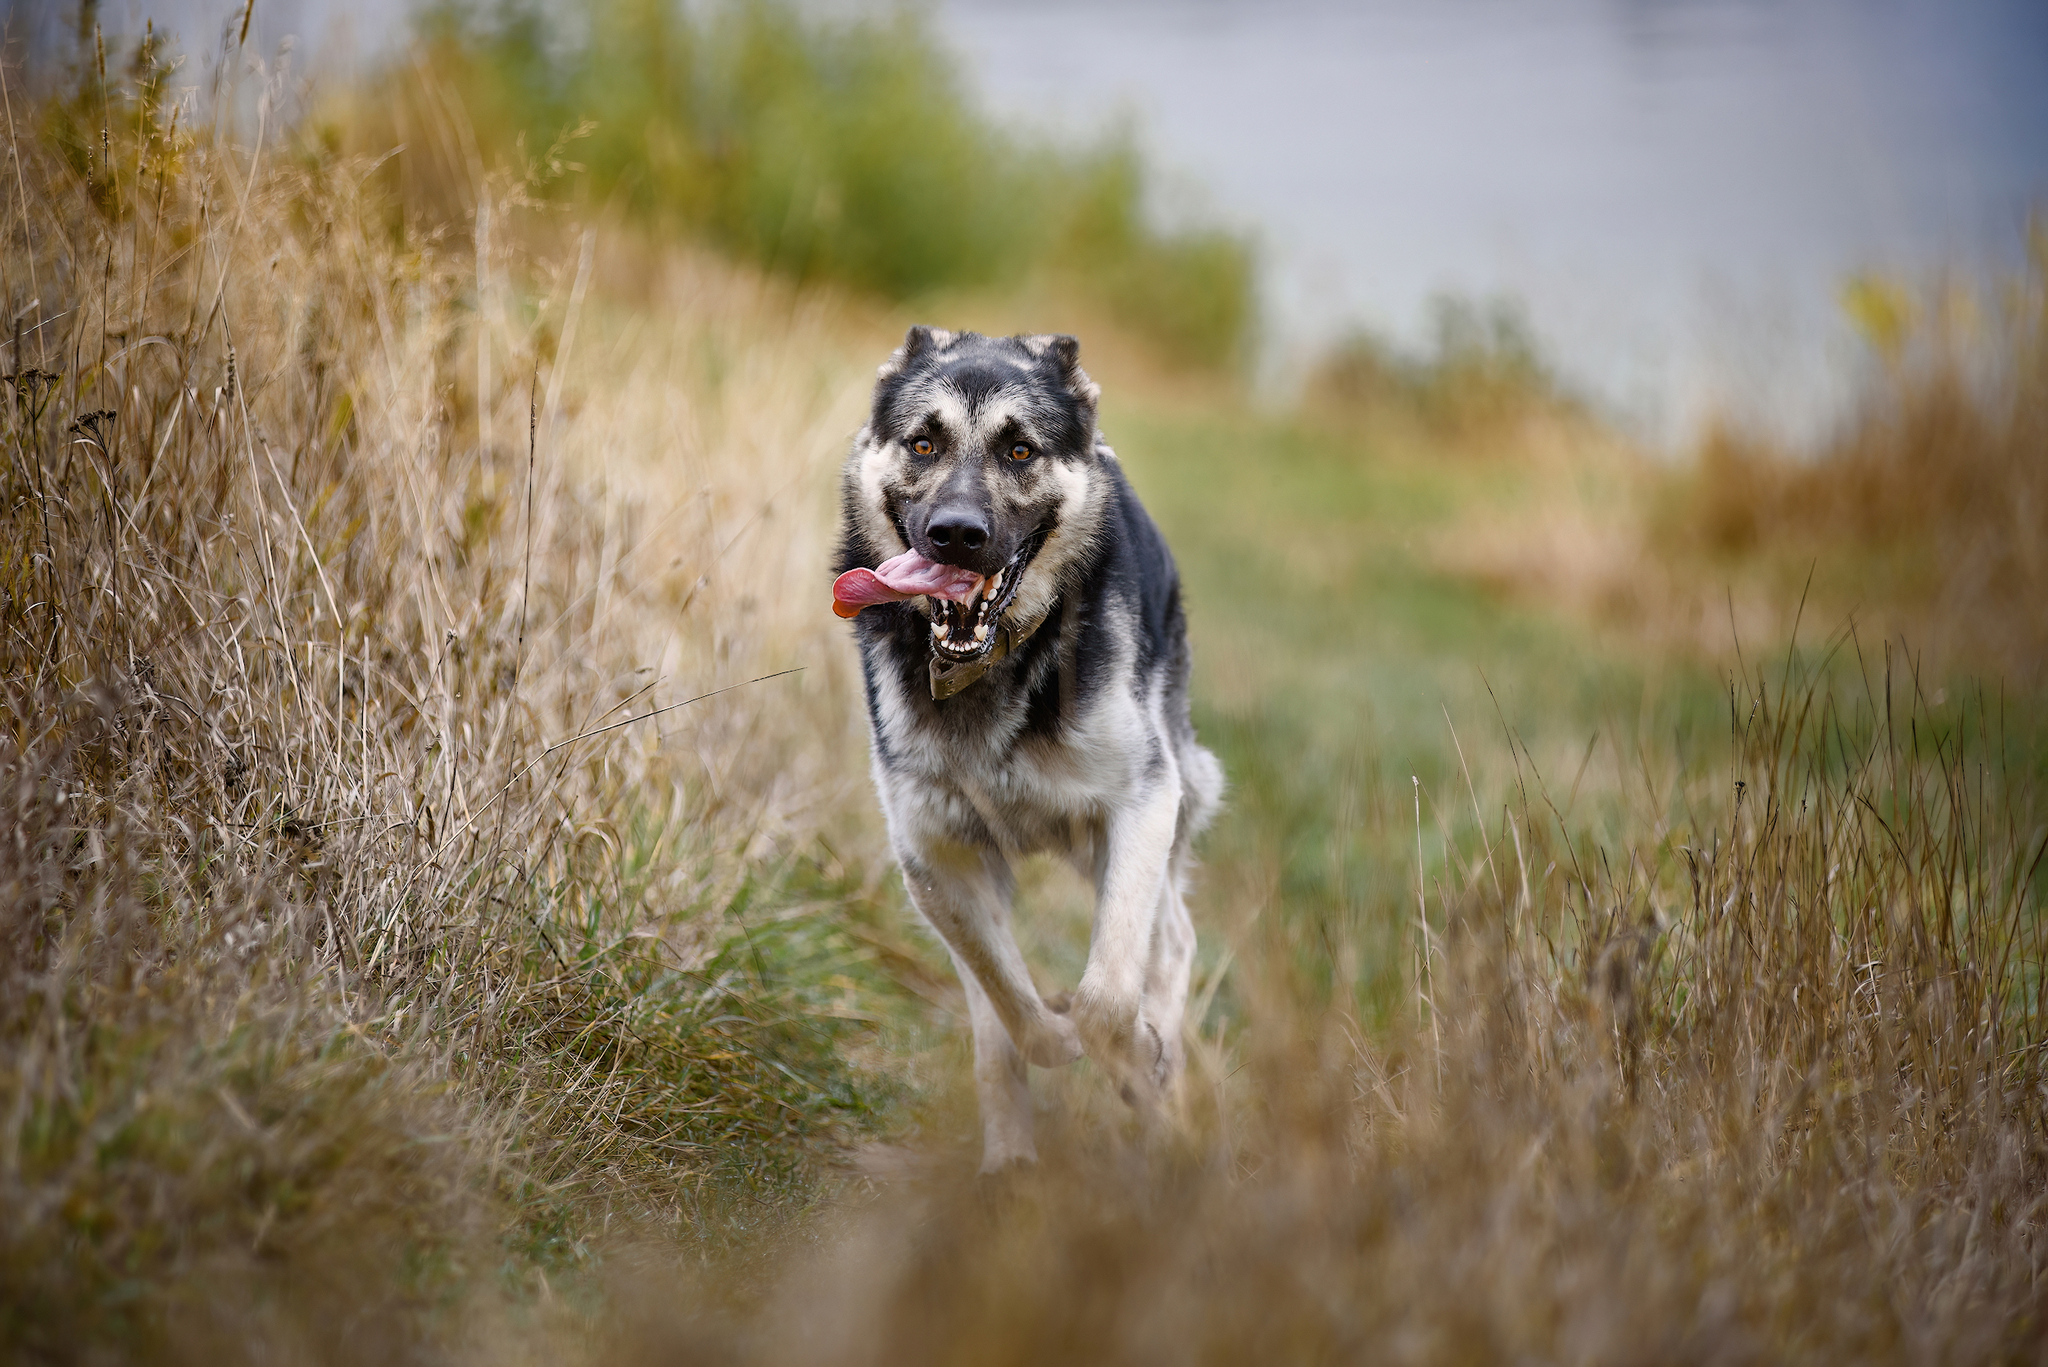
[894,737,1116,855]
[872,652,1139,854]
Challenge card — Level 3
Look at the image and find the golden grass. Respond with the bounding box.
[1356,245,2048,681]
[595,644,2048,1366]
[1538,240,2047,679]
[1,44,906,1355]
[1674,255,2048,676]
[4,40,2046,1365]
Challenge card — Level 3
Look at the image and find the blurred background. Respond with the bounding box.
[19,0,2048,443]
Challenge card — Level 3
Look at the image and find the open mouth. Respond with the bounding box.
[929,528,1047,662]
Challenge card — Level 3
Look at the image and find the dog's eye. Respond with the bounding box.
[910,437,935,457]
[1008,442,1032,462]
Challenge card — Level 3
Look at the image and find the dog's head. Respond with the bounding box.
[846,326,1109,664]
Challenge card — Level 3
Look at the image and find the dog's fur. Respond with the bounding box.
[837,326,1222,1170]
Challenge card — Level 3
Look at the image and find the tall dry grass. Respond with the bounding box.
[1675,243,2048,680]
[1353,244,2048,678]
[1,33,898,1358]
[605,643,2048,1366]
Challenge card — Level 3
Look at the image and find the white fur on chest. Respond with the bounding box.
[869,632,1169,859]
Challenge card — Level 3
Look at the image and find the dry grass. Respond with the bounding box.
[597,643,2048,1366]
[3,34,2046,1367]
[1497,239,2048,678]
[1386,244,2047,679]
[1674,253,2048,677]
[1,39,902,1358]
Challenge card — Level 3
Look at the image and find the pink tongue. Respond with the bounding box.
[833,550,984,619]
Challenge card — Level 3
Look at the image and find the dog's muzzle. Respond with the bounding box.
[926,529,1049,698]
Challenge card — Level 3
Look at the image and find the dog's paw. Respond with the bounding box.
[1118,1024,1169,1111]
[977,1149,1038,1180]
[1021,1008,1083,1068]
[1072,991,1176,1122]
[1042,990,1073,1014]
[974,1154,1039,1213]
[1069,987,1139,1063]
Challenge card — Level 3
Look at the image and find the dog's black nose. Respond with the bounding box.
[925,506,989,557]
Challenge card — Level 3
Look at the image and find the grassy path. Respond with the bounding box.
[1049,404,1714,1019]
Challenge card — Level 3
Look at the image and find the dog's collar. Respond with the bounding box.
[928,608,1050,701]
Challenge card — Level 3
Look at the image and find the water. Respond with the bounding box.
[935,0,2048,444]
[32,0,2048,445]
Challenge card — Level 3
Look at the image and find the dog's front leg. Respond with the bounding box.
[941,942,1039,1170]
[899,839,1081,1172]
[899,838,1084,1071]
[1072,776,1182,1115]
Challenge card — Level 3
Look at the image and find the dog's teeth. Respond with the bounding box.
[988,569,1003,596]
[973,622,990,642]
[934,622,949,641]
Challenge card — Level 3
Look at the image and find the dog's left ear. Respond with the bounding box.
[1030,333,1100,428]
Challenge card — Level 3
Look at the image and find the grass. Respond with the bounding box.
[4,16,2046,1365]
[1309,292,1572,438]
[1,29,902,1355]
[1109,404,1723,1022]
[1668,244,2048,680]
[1443,238,2048,681]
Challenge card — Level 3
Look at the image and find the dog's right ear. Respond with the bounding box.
[878,325,950,380]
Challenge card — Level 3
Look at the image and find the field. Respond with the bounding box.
[3,13,2046,1363]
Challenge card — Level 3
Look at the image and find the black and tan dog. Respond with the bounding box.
[834,326,1222,1171]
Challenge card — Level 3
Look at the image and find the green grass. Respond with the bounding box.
[1094,405,1715,1015]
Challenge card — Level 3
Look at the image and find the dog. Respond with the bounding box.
[834,326,1222,1172]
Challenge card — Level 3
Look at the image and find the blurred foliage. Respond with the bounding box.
[1309,293,1571,436]
[1669,226,2048,680]
[36,17,179,221]
[360,0,1254,368]
[1840,272,1918,365]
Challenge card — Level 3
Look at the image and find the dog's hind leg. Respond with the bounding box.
[1139,746,1220,1102]
[1140,865,1196,1096]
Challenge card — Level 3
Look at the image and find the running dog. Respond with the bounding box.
[833,326,1222,1172]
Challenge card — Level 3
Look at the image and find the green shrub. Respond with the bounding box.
[380,0,1255,366]
[1312,293,1570,433]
